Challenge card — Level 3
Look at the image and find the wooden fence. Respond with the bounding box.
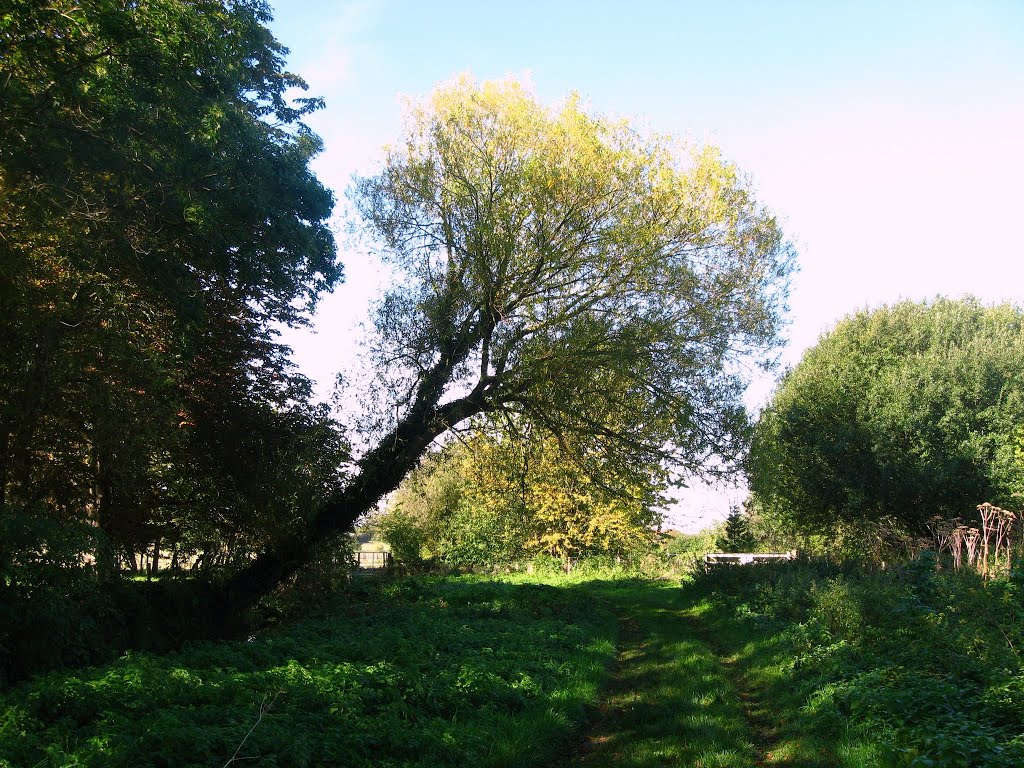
[353,551,392,569]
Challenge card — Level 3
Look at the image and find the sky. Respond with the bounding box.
[268,0,1024,530]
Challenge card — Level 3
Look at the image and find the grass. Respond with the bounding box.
[0,577,616,768]
[2,568,825,768]
[565,580,761,768]
[686,558,1024,767]
[12,560,1019,768]
[682,582,859,766]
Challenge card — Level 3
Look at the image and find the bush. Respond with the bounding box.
[749,298,1024,539]
[377,506,428,566]
[0,505,115,683]
[0,504,255,684]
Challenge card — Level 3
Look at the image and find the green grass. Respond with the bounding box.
[13,561,1016,768]
[683,582,857,766]
[686,558,1024,767]
[1,567,836,768]
[0,577,615,768]
[565,580,761,768]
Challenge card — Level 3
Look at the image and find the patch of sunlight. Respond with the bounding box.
[692,691,723,707]
[838,740,883,768]
[685,713,737,730]
[695,748,753,768]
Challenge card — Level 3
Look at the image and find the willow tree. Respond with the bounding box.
[225,77,795,606]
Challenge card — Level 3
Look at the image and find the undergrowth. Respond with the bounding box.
[0,576,615,767]
[689,558,1024,767]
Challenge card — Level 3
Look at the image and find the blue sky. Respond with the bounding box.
[269,1,1024,529]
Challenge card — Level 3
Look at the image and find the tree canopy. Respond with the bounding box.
[352,76,794,477]
[2,19,795,617]
[1,0,343,574]
[748,298,1024,537]
[227,76,795,605]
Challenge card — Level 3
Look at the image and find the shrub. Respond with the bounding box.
[0,505,114,683]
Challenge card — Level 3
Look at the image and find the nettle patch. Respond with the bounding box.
[0,578,615,768]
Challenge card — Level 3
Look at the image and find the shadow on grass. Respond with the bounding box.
[678,576,856,768]
[559,579,838,768]
[2,575,849,768]
[554,580,757,768]
[0,578,616,768]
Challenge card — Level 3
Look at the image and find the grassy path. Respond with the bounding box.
[565,580,837,768]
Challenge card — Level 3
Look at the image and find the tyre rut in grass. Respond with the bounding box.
[564,580,761,768]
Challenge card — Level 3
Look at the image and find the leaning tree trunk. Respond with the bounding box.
[220,361,491,614]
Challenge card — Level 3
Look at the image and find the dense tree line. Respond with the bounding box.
[1,0,344,574]
[1,0,350,677]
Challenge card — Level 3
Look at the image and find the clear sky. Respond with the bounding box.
[268,0,1024,530]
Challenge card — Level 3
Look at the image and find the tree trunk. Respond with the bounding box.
[151,537,161,575]
[221,382,489,613]
[93,448,120,581]
[3,318,71,507]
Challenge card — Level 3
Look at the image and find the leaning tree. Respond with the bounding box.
[224,76,796,607]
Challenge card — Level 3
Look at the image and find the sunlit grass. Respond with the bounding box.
[684,586,863,766]
[682,560,1024,767]
[563,580,761,768]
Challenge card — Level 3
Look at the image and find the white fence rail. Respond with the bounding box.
[704,551,797,565]
[354,551,392,569]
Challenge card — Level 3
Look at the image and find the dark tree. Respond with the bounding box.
[0,0,342,569]
[718,505,757,553]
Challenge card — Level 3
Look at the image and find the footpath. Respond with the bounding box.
[565,580,831,768]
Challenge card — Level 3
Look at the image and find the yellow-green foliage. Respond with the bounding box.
[462,430,662,563]
[357,74,794,532]
[378,424,664,568]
